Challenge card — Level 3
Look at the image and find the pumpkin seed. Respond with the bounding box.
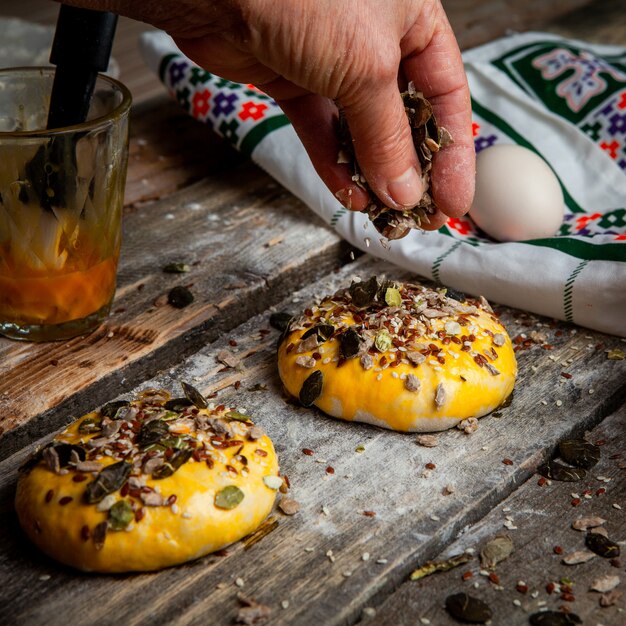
[152,448,193,479]
[108,500,134,531]
[225,410,252,423]
[84,461,132,504]
[349,276,379,308]
[586,532,620,558]
[181,381,208,409]
[78,414,103,434]
[100,400,130,419]
[374,329,392,352]
[53,443,86,468]
[409,552,471,581]
[164,397,193,411]
[299,370,323,407]
[538,460,586,482]
[558,439,600,469]
[384,287,402,307]
[215,485,244,510]
[445,593,492,623]
[269,311,293,332]
[301,324,334,343]
[340,328,362,359]
[162,262,190,273]
[168,285,194,308]
[529,610,582,625]
[480,534,514,570]
[138,419,169,448]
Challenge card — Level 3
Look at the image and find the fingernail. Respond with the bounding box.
[388,167,423,208]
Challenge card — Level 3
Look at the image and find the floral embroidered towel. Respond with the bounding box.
[140,31,626,336]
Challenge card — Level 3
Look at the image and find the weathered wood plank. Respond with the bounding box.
[371,405,625,626]
[0,162,349,459]
[0,256,624,625]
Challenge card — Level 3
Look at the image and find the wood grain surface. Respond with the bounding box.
[372,405,625,625]
[0,257,624,625]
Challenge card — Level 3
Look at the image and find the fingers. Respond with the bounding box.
[274,93,371,211]
[402,7,475,217]
[340,73,425,212]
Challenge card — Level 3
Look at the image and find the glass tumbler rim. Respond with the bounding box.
[0,66,132,138]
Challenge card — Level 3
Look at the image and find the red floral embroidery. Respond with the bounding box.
[239,101,268,121]
[617,91,626,110]
[574,212,602,230]
[614,234,626,241]
[447,217,473,235]
[192,89,211,117]
[600,140,620,159]
[472,122,480,137]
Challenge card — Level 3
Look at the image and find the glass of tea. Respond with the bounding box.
[0,67,131,341]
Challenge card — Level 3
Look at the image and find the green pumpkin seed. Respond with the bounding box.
[374,329,393,352]
[84,461,132,504]
[168,285,194,308]
[529,610,582,625]
[100,400,130,419]
[162,262,190,273]
[225,410,252,423]
[340,328,362,359]
[181,381,208,409]
[538,460,586,482]
[108,500,134,531]
[152,449,193,479]
[558,439,600,469]
[445,593,492,623]
[384,287,402,307]
[215,485,244,510]
[586,532,620,558]
[299,370,323,407]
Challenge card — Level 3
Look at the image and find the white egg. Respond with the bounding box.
[469,144,564,242]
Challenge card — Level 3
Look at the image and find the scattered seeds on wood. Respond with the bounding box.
[558,439,601,469]
[235,593,271,625]
[278,497,300,516]
[416,434,438,447]
[409,553,472,581]
[571,516,606,531]
[444,593,492,624]
[216,349,240,369]
[167,285,194,308]
[590,574,620,593]
[162,262,190,273]
[480,534,514,570]
[562,550,596,565]
[607,348,625,360]
[586,532,621,558]
[529,611,582,625]
[599,589,622,607]
[538,460,586,482]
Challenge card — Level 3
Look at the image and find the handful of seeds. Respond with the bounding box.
[338,82,453,240]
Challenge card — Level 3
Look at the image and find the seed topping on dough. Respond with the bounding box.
[284,277,506,391]
[22,383,272,540]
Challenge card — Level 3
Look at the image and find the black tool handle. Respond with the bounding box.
[47,6,118,129]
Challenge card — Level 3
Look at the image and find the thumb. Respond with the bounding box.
[340,78,423,211]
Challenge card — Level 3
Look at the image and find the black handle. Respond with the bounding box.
[47,6,118,129]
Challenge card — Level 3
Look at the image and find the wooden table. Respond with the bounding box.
[1,1,624,624]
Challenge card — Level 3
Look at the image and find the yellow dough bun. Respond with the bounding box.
[15,385,279,573]
[278,277,516,432]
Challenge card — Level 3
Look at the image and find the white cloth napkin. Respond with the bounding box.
[140,30,626,337]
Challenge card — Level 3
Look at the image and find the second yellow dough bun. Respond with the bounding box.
[278,277,516,432]
[16,385,279,573]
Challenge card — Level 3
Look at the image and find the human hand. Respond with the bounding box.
[61,0,475,229]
